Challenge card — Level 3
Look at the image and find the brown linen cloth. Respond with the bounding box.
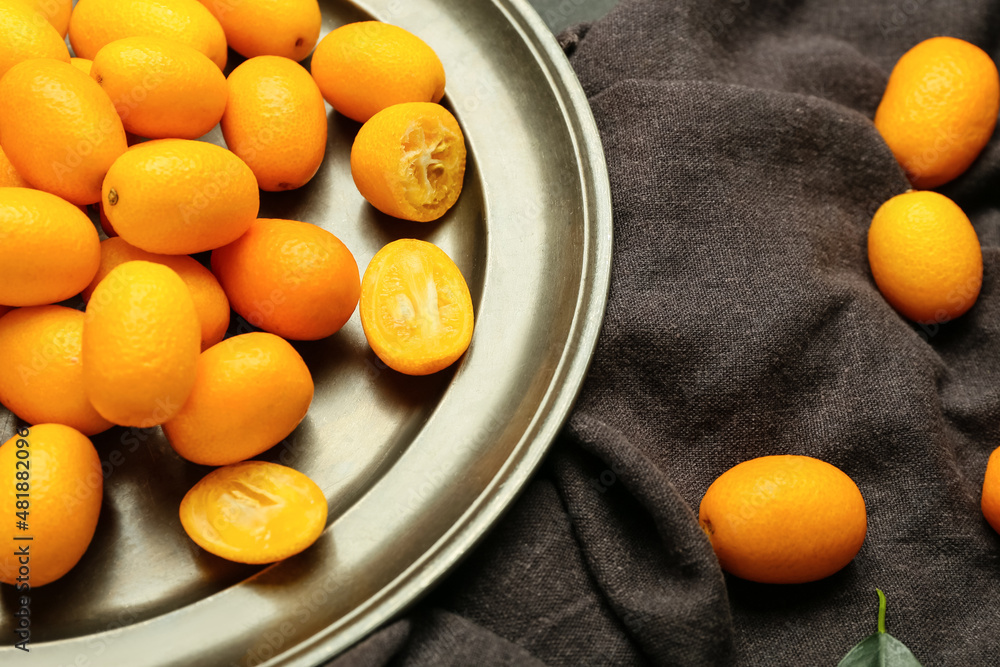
[330,0,1000,663]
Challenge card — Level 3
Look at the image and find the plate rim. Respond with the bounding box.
[271,1,614,663]
[0,0,614,663]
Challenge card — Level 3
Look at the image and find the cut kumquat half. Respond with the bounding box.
[360,239,474,376]
[351,102,467,222]
[179,461,327,565]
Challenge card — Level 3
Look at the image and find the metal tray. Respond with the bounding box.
[0,0,612,663]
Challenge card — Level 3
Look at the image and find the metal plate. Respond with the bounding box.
[0,0,612,663]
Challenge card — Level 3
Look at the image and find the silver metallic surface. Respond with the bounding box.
[0,0,612,663]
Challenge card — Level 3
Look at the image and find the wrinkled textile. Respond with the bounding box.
[331,0,1000,664]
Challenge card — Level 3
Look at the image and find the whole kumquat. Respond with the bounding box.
[83,261,201,427]
[212,218,360,341]
[868,190,981,324]
[0,306,114,435]
[875,36,999,188]
[699,455,867,584]
[164,333,314,466]
[69,0,228,69]
[311,21,445,123]
[83,237,230,350]
[91,36,228,140]
[0,187,101,307]
[222,55,327,192]
[0,424,103,587]
[0,59,127,205]
[102,139,259,255]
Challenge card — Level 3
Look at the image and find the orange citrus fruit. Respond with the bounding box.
[310,21,445,123]
[221,55,327,192]
[83,261,201,427]
[360,239,474,376]
[982,447,1000,534]
[82,237,230,350]
[0,306,11,319]
[164,332,314,466]
[180,461,327,564]
[875,36,1000,189]
[10,0,72,35]
[0,0,70,79]
[197,0,321,62]
[0,306,114,435]
[0,187,101,307]
[351,102,466,222]
[0,145,29,188]
[211,218,360,341]
[70,57,94,76]
[868,190,981,324]
[102,139,259,255]
[69,0,228,70]
[698,455,867,584]
[97,201,117,237]
[0,424,103,587]
[91,36,228,140]
[0,59,127,205]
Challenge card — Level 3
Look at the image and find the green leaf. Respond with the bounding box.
[837,633,924,667]
[837,590,923,667]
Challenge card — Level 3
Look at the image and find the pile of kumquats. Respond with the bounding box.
[0,0,473,587]
[700,35,1000,589]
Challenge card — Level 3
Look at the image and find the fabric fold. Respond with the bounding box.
[331,0,1000,663]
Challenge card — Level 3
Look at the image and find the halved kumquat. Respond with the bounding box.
[180,461,327,564]
[360,239,474,375]
[351,102,467,223]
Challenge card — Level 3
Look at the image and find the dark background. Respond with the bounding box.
[526,0,620,33]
